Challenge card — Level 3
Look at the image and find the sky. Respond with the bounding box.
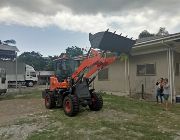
[0,0,180,56]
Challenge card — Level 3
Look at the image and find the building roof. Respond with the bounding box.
[0,44,19,60]
[0,44,19,52]
[135,32,180,47]
[36,71,55,76]
[131,32,180,56]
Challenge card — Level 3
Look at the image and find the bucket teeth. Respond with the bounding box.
[89,31,135,54]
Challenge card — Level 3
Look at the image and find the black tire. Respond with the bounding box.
[29,81,34,87]
[89,92,103,111]
[63,95,79,117]
[57,94,63,108]
[26,81,34,87]
[45,94,56,109]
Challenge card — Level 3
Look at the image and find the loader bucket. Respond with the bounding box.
[89,31,136,54]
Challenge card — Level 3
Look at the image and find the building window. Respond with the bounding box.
[137,64,156,76]
[98,68,108,80]
[175,63,179,76]
[137,65,146,75]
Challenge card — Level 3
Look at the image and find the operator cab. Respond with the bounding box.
[54,58,80,81]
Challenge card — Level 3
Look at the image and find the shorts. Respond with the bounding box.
[164,94,169,100]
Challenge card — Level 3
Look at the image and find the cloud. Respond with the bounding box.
[1,0,179,15]
[0,0,180,38]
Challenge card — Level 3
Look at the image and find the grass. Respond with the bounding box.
[1,90,180,140]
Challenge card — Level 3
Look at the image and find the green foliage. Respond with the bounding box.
[119,53,128,61]
[138,30,155,39]
[18,51,46,71]
[156,27,169,36]
[3,39,16,44]
[66,46,83,58]
[138,27,169,39]
[17,46,83,71]
[18,51,55,71]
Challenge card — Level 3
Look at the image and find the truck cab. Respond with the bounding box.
[0,68,7,95]
[25,65,38,87]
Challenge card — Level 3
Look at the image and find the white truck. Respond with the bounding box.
[0,60,38,87]
[0,68,7,95]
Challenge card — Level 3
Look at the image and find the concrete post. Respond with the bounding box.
[168,47,174,103]
[171,49,176,103]
[15,52,18,89]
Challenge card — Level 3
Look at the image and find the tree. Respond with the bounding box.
[66,46,83,58]
[138,27,169,39]
[18,51,46,71]
[138,30,155,39]
[119,53,128,62]
[156,27,169,36]
[3,39,16,45]
[45,55,60,71]
[17,46,83,71]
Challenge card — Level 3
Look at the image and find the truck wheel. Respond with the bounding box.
[63,95,79,117]
[28,81,34,87]
[89,92,103,111]
[45,94,56,109]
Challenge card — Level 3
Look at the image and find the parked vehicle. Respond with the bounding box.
[0,60,38,87]
[0,68,7,95]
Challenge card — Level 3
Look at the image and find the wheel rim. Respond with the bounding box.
[29,82,33,87]
[91,96,96,107]
[65,99,71,113]
[45,96,50,107]
[92,96,96,102]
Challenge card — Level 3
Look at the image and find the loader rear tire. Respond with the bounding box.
[63,95,79,117]
[45,94,56,109]
[89,92,103,111]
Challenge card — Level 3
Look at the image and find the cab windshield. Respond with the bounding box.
[30,72,36,77]
[55,59,80,80]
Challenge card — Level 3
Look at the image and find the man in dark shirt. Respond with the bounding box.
[156,78,164,103]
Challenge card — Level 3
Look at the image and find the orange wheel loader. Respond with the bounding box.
[42,30,135,116]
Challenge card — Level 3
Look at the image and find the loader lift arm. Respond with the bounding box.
[71,48,116,81]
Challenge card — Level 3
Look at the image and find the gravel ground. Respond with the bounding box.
[0,98,48,140]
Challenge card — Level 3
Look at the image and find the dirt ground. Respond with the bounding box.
[0,98,49,140]
[0,98,45,125]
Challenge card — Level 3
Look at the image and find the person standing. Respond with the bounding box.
[156,78,164,104]
[163,78,170,111]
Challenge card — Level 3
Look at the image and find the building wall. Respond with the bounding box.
[94,60,126,94]
[94,51,169,95]
[129,51,168,95]
[38,76,50,85]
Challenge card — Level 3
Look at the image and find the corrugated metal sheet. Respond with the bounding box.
[135,32,180,44]
[0,60,25,74]
[0,44,19,51]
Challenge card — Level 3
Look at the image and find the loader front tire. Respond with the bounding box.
[45,94,56,109]
[63,95,79,117]
[89,92,103,111]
